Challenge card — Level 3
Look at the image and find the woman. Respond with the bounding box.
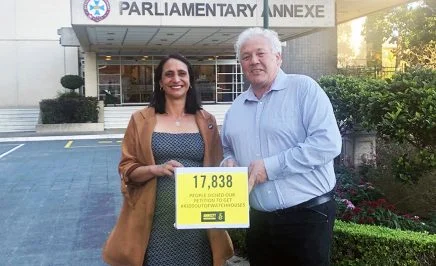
[118,53,233,266]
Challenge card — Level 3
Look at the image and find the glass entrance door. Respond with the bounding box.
[192,58,244,103]
[216,61,244,103]
[192,60,216,103]
[121,64,153,104]
[97,55,244,105]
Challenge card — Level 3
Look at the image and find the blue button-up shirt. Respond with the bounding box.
[221,69,342,211]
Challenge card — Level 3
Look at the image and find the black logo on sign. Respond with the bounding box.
[201,211,225,222]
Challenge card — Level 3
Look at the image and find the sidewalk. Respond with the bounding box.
[0,128,126,142]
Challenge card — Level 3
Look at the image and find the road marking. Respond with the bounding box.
[69,145,120,148]
[65,141,73,148]
[98,141,113,144]
[0,144,24,159]
[116,140,122,143]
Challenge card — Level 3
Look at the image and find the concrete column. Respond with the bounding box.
[84,52,97,97]
[98,100,104,123]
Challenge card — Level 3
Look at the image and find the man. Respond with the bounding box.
[221,27,342,265]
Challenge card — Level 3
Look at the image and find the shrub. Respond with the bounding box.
[369,68,436,149]
[335,165,434,233]
[39,99,65,124]
[227,221,436,265]
[40,74,98,124]
[367,139,436,220]
[362,68,436,183]
[337,198,432,233]
[320,68,436,183]
[318,75,387,136]
[335,165,384,204]
[60,75,84,92]
[332,220,436,265]
[40,92,98,124]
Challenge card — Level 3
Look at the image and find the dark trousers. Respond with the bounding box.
[246,199,336,266]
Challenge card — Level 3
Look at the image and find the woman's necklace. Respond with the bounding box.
[166,112,185,127]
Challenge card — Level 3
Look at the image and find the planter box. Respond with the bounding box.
[36,123,104,133]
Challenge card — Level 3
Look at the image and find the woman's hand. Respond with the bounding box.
[128,160,184,183]
[150,160,183,177]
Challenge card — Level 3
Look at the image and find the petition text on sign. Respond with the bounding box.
[175,167,249,229]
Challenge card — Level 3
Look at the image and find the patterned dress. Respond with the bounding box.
[144,132,212,266]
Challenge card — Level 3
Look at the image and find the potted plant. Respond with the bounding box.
[36,74,103,132]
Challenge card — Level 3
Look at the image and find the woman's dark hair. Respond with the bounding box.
[150,53,202,114]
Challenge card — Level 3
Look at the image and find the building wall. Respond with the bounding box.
[282,28,338,80]
[0,0,79,108]
[0,0,338,108]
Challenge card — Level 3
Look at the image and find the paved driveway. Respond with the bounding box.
[0,138,249,266]
[0,139,123,265]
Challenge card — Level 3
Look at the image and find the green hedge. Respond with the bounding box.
[40,92,99,124]
[333,220,435,265]
[228,221,436,265]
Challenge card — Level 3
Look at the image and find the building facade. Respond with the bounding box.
[0,0,410,132]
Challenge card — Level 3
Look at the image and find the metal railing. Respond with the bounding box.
[337,66,406,79]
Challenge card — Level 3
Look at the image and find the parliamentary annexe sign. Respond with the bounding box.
[73,0,335,27]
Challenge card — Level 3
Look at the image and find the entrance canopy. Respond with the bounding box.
[69,0,412,56]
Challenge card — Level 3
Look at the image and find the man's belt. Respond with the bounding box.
[273,191,334,214]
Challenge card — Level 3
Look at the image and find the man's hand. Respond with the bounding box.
[248,160,267,193]
[222,158,238,167]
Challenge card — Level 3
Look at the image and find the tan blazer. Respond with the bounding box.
[118,107,234,266]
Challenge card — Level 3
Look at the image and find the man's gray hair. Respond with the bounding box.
[234,27,282,60]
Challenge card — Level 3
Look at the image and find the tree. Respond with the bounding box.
[363,0,436,68]
[363,11,389,67]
